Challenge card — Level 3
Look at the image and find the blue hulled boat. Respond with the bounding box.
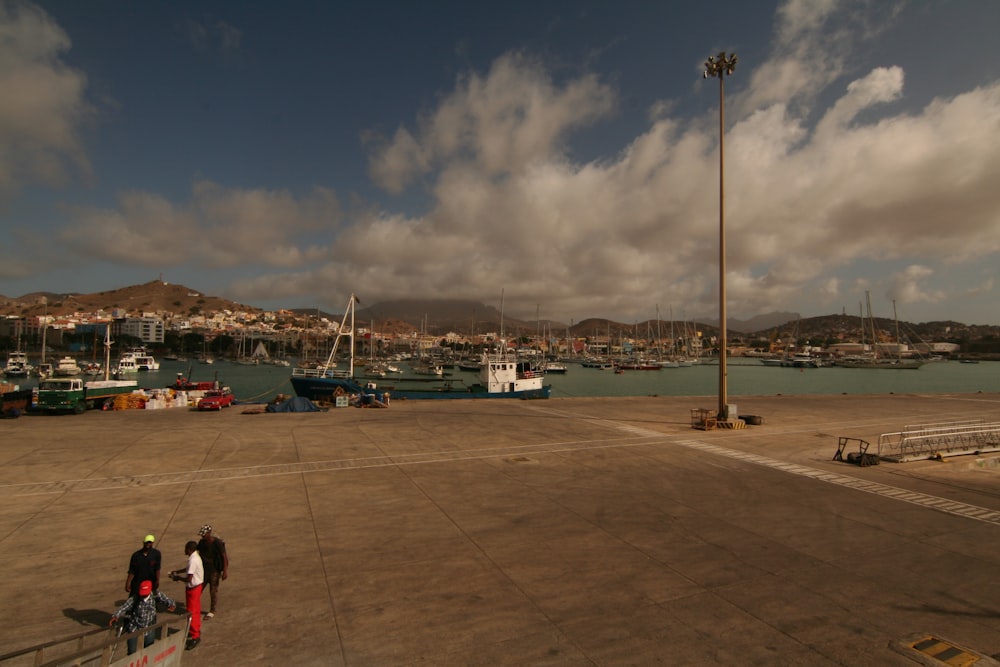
[290,294,550,402]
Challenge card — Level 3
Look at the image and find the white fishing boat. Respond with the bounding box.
[134,352,159,371]
[53,356,82,376]
[3,351,31,378]
[114,352,139,375]
[290,292,551,401]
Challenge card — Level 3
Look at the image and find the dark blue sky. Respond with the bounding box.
[3,1,1000,324]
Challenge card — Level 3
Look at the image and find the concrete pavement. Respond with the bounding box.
[1,392,1000,665]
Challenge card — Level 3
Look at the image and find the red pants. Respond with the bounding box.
[185,585,202,639]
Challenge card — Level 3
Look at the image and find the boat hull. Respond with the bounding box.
[834,360,923,369]
[290,376,551,402]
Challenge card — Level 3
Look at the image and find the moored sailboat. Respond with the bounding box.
[834,295,924,370]
[290,293,551,401]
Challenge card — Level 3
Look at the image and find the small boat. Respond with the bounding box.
[3,351,32,378]
[114,354,139,375]
[53,356,82,376]
[171,372,220,392]
[134,353,159,371]
[760,352,822,368]
[543,362,568,374]
[785,353,822,368]
[616,358,661,371]
[410,360,444,376]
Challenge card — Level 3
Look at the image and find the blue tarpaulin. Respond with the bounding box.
[266,396,322,412]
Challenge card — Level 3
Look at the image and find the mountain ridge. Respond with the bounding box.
[3,281,998,341]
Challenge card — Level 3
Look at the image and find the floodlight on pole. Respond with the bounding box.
[703,51,737,421]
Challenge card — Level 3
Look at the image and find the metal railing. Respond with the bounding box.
[291,366,351,379]
[0,614,189,667]
[878,419,1000,462]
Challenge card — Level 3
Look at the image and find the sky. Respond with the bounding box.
[1,1,999,326]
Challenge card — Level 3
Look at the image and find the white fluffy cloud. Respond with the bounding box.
[6,0,999,323]
[339,53,1000,320]
[60,182,339,269]
[367,53,616,194]
[0,0,91,205]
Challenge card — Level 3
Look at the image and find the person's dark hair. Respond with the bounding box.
[185,540,198,552]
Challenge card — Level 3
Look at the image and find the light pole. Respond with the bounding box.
[704,51,737,420]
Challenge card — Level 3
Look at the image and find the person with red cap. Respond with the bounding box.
[110,579,175,655]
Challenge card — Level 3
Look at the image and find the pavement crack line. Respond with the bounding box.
[0,436,658,496]
[566,411,1000,528]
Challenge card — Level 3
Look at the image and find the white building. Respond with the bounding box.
[122,316,165,344]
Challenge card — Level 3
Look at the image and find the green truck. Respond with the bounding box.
[36,377,138,413]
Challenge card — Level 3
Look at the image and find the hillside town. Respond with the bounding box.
[2,281,999,368]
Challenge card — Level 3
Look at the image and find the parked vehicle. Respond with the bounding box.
[36,377,138,413]
[197,388,234,411]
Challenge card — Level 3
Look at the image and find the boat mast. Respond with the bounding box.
[498,289,506,359]
[103,324,112,381]
[348,295,356,377]
[858,299,865,354]
[865,291,877,359]
[656,305,662,362]
[40,297,48,365]
[669,305,675,360]
[893,299,902,362]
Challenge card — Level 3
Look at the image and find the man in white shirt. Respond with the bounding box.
[170,541,204,650]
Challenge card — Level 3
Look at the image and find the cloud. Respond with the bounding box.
[741,0,900,117]
[181,17,242,60]
[367,52,616,194]
[964,276,994,298]
[59,182,340,269]
[0,0,91,205]
[886,265,946,305]
[353,27,999,322]
[9,0,999,325]
[291,7,1000,321]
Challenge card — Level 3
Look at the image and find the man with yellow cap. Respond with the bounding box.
[125,534,162,596]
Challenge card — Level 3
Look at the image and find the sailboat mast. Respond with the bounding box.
[893,300,902,361]
[656,305,662,361]
[348,295,356,377]
[669,305,675,359]
[865,291,878,359]
[40,297,48,364]
[103,324,112,381]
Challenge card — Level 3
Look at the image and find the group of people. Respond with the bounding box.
[110,524,229,653]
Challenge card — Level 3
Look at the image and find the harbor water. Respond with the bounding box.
[11,358,996,402]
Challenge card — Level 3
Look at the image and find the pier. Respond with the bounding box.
[1,393,999,665]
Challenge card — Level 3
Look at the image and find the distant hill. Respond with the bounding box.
[0,280,259,318]
[3,283,997,342]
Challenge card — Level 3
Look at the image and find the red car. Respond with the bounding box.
[197,388,234,411]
